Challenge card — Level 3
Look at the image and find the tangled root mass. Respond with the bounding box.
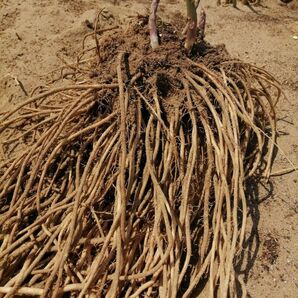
[0,17,280,297]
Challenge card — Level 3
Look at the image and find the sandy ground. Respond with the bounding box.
[0,0,297,296]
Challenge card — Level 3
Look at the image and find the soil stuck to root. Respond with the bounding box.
[0,17,280,297]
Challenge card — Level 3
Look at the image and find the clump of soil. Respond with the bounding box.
[261,233,280,270]
[89,16,231,91]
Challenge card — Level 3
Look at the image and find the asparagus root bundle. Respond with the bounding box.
[0,15,279,298]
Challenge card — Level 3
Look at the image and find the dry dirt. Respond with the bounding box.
[0,0,297,297]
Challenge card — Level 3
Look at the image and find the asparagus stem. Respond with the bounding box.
[185,0,199,50]
[149,0,160,49]
[198,7,206,41]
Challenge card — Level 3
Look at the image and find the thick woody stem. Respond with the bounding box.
[185,0,199,50]
[149,0,160,49]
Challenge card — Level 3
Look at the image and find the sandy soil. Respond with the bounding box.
[0,0,297,296]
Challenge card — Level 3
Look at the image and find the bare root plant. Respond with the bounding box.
[0,4,279,298]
